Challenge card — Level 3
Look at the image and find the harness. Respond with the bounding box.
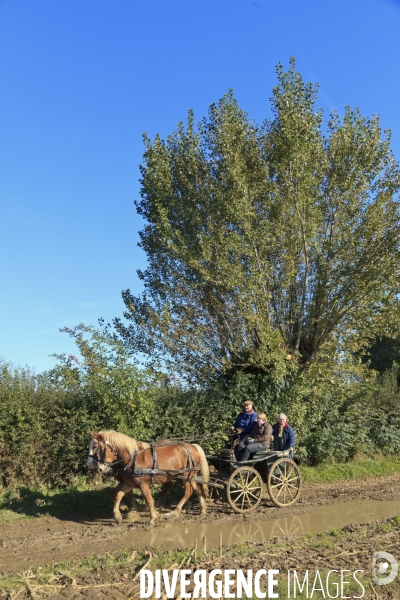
[95,440,200,487]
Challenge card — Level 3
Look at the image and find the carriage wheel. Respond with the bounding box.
[267,459,301,507]
[226,466,263,513]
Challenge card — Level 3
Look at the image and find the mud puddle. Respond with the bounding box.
[125,499,400,551]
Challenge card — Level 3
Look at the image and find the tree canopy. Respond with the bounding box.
[117,59,400,383]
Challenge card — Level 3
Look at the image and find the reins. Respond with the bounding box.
[142,432,223,446]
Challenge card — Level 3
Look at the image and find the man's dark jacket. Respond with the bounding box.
[233,410,258,438]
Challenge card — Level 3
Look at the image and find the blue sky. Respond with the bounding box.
[1,0,399,372]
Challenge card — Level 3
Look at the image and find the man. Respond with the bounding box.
[272,412,295,456]
[231,400,258,441]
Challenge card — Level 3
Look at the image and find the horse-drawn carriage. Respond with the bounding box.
[88,431,302,524]
[202,448,301,512]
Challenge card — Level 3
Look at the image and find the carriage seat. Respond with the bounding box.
[252,449,290,459]
[251,440,275,459]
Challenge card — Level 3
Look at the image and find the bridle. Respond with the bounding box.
[89,439,125,470]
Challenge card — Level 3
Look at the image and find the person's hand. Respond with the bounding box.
[230,426,235,431]
[236,428,243,434]
[290,447,294,453]
[248,438,254,443]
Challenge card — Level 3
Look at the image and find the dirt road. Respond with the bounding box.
[0,473,399,576]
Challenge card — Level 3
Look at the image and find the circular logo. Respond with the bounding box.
[372,552,398,586]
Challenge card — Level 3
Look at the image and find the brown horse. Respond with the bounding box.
[88,431,209,525]
[87,435,151,518]
[87,435,176,517]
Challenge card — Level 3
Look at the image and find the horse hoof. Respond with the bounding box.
[125,512,140,523]
[163,511,179,521]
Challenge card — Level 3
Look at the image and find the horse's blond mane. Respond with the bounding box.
[100,431,149,454]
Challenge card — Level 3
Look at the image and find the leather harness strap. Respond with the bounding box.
[120,441,199,485]
[151,443,157,487]
[178,441,195,472]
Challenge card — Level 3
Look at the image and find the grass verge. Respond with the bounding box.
[301,455,400,485]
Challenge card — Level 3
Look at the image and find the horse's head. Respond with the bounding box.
[86,432,100,469]
[87,432,121,473]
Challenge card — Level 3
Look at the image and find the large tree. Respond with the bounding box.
[117,59,400,383]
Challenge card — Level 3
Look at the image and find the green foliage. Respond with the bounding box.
[212,358,400,463]
[2,352,400,487]
[49,322,156,439]
[364,335,400,376]
[147,383,235,453]
[0,324,157,486]
[2,324,400,486]
[117,58,400,384]
[0,359,96,486]
[366,364,400,455]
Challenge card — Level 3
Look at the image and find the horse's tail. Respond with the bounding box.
[193,444,209,497]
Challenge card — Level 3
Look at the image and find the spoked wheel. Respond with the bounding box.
[267,459,301,507]
[226,466,263,513]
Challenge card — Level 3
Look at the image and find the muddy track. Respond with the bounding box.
[0,474,399,575]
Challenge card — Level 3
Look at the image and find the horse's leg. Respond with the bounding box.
[190,481,207,516]
[164,480,193,520]
[111,481,132,525]
[139,483,158,526]
[127,489,136,512]
[110,481,124,508]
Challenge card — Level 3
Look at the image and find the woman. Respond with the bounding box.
[237,412,272,461]
[271,412,295,456]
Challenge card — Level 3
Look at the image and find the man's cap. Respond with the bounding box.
[243,400,253,406]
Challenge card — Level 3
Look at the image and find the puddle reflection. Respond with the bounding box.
[125,499,400,551]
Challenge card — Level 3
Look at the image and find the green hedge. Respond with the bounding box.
[1,358,399,487]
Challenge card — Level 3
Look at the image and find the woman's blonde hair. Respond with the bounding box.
[258,412,267,422]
